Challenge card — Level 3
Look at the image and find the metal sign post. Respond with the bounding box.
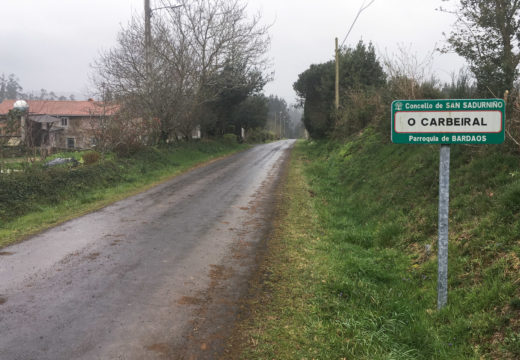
[391,99,505,310]
[437,144,450,309]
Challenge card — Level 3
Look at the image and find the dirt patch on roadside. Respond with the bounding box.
[0,252,15,256]
[145,343,172,355]
[209,265,234,284]
[171,145,293,360]
[85,252,101,261]
[177,296,204,306]
[219,146,293,360]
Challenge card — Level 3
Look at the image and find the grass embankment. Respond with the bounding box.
[237,130,520,359]
[0,140,248,248]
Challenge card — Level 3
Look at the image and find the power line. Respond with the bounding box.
[340,0,376,47]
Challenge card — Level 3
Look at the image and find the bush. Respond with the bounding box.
[245,128,276,143]
[82,151,101,165]
[0,160,123,221]
[222,133,237,143]
[335,89,386,139]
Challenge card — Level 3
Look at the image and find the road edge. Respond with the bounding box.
[0,145,251,250]
[219,141,297,359]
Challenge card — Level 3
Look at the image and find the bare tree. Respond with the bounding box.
[382,44,440,99]
[87,98,155,155]
[92,0,271,143]
[92,17,162,141]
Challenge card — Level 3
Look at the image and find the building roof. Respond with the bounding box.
[0,99,118,116]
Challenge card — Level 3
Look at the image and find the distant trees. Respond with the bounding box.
[441,0,520,97]
[293,41,385,138]
[0,73,76,102]
[232,94,268,132]
[92,0,270,143]
[266,95,289,138]
[0,74,23,102]
[441,68,477,99]
[25,89,72,101]
[205,64,267,136]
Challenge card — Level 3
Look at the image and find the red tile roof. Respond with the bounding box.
[0,99,118,116]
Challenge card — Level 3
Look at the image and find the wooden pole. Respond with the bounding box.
[144,0,152,75]
[335,37,339,110]
[283,115,285,138]
[274,112,277,138]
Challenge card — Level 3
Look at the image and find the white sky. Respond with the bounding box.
[0,0,465,103]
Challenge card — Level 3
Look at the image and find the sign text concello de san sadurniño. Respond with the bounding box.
[391,99,505,144]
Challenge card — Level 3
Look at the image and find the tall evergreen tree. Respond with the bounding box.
[293,41,385,138]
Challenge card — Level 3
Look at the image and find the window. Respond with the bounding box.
[67,137,75,149]
[61,117,69,127]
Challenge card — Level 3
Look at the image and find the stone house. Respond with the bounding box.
[0,99,116,150]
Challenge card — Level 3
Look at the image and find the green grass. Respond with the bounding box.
[0,140,248,248]
[235,130,520,359]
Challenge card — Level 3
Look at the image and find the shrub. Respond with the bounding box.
[82,151,101,165]
[222,133,237,143]
[335,89,386,139]
[0,159,123,221]
[245,128,276,143]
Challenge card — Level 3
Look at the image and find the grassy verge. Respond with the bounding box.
[235,131,520,359]
[0,140,248,248]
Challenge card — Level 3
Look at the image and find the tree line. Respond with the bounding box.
[0,74,75,102]
[295,0,520,149]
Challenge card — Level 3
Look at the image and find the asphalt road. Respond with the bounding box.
[0,140,294,360]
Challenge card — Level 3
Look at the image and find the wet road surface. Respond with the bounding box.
[0,140,294,360]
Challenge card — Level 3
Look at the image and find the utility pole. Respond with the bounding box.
[335,37,339,110]
[274,112,277,137]
[281,113,284,138]
[144,1,181,90]
[283,114,285,138]
[279,111,282,138]
[144,0,152,76]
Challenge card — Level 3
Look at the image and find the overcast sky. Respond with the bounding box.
[1,0,465,103]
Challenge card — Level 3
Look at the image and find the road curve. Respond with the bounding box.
[0,140,294,360]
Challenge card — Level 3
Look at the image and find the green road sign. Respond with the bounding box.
[391,99,505,144]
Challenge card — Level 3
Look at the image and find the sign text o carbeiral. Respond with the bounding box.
[394,110,502,133]
[407,117,488,127]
